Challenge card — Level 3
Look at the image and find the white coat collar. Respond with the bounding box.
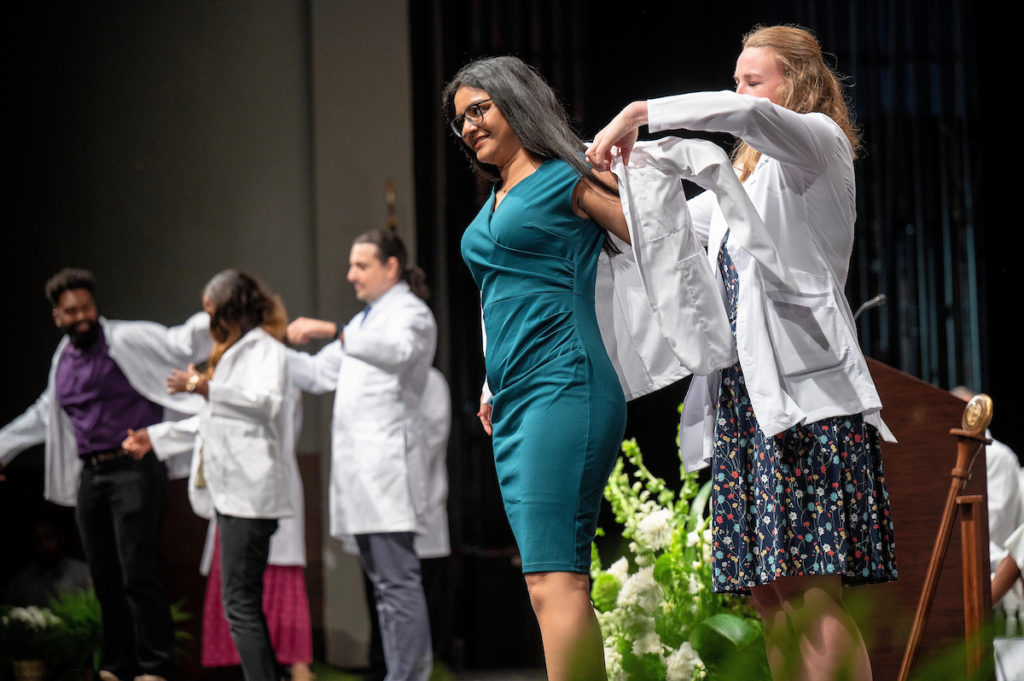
[365,280,412,313]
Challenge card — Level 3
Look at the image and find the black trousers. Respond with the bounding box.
[75,452,176,680]
[217,512,279,681]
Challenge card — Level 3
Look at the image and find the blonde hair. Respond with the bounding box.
[733,25,861,181]
[202,269,287,378]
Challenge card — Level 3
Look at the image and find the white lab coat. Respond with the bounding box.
[413,368,451,558]
[148,327,293,520]
[480,137,788,406]
[288,280,437,538]
[0,314,211,506]
[989,435,1024,571]
[337,366,451,559]
[198,385,307,571]
[640,91,892,470]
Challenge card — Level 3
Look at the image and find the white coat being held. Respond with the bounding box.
[288,280,437,538]
[148,327,294,520]
[642,91,894,469]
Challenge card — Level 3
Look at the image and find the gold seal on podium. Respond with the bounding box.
[961,393,993,437]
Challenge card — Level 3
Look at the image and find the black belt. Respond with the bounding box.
[81,449,131,467]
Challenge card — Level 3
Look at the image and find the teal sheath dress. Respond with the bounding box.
[461,159,627,574]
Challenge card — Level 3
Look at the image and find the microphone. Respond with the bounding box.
[854,293,887,321]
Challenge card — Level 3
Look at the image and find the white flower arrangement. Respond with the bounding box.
[1,606,61,630]
[0,605,64,660]
[591,437,770,680]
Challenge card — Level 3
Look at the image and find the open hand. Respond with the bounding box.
[477,393,493,436]
[167,363,199,394]
[585,101,648,171]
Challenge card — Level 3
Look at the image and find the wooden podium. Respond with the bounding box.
[857,359,992,681]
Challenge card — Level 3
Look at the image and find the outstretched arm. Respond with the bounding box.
[132,415,201,461]
[288,317,340,345]
[586,101,649,171]
[0,389,52,471]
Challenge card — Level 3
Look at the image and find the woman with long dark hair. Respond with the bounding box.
[588,25,897,681]
[124,270,294,681]
[444,56,632,680]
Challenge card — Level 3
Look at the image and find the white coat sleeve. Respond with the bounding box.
[147,415,201,461]
[164,312,213,363]
[287,343,342,395]
[343,304,434,373]
[648,91,844,174]
[632,136,796,293]
[209,340,285,424]
[479,303,492,403]
[0,389,51,466]
[988,438,1024,550]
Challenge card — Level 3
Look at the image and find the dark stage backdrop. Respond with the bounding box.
[410,0,1014,669]
[0,0,1014,673]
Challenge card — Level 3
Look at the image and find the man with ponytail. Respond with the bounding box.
[287,229,438,681]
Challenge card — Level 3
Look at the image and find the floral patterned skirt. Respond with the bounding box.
[710,232,898,594]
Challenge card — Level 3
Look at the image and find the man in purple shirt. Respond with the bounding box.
[0,268,211,681]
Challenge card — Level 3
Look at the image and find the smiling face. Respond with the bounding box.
[452,85,524,168]
[347,242,400,304]
[53,288,100,348]
[733,47,786,104]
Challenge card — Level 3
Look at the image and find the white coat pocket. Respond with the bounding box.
[763,270,848,378]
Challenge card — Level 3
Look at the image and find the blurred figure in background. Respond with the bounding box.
[287,228,437,681]
[124,270,294,681]
[0,267,211,681]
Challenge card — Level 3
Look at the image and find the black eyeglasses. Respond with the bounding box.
[450,99,493,136]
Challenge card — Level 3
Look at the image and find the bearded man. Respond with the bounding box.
[0,268,210,681]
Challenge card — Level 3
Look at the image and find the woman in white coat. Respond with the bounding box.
[588,25,897,681]
[123,270,293,681]
[197,384,313,680]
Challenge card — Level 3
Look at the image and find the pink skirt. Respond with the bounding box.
[202,529,313,666]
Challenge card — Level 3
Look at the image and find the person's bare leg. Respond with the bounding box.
[290,662,315,681]
[771,575,872,681]
[524,571,606,681]
[751,583,796,680]
[992,554,1024,605]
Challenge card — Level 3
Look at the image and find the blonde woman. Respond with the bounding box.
[588,25,897,681]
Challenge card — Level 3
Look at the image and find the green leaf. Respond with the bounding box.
[591,573,622,613]
[652,552,676,586]
[622,650,667,681]
[692,613,771,680]
[687,480,713,532]
[694,612,760,651]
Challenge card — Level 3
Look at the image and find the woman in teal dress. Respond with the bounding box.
[444,56,630,680]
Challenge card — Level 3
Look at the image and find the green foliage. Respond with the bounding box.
[691,613,771,680]
[592,437,770,681]
[592,573,622,613]
[48,588,103,675]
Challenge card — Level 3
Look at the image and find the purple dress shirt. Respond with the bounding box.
[55,328,164,457]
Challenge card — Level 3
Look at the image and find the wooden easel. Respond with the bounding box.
[897,394,994,681]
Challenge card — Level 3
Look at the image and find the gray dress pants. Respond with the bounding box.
[355,532,432,681]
